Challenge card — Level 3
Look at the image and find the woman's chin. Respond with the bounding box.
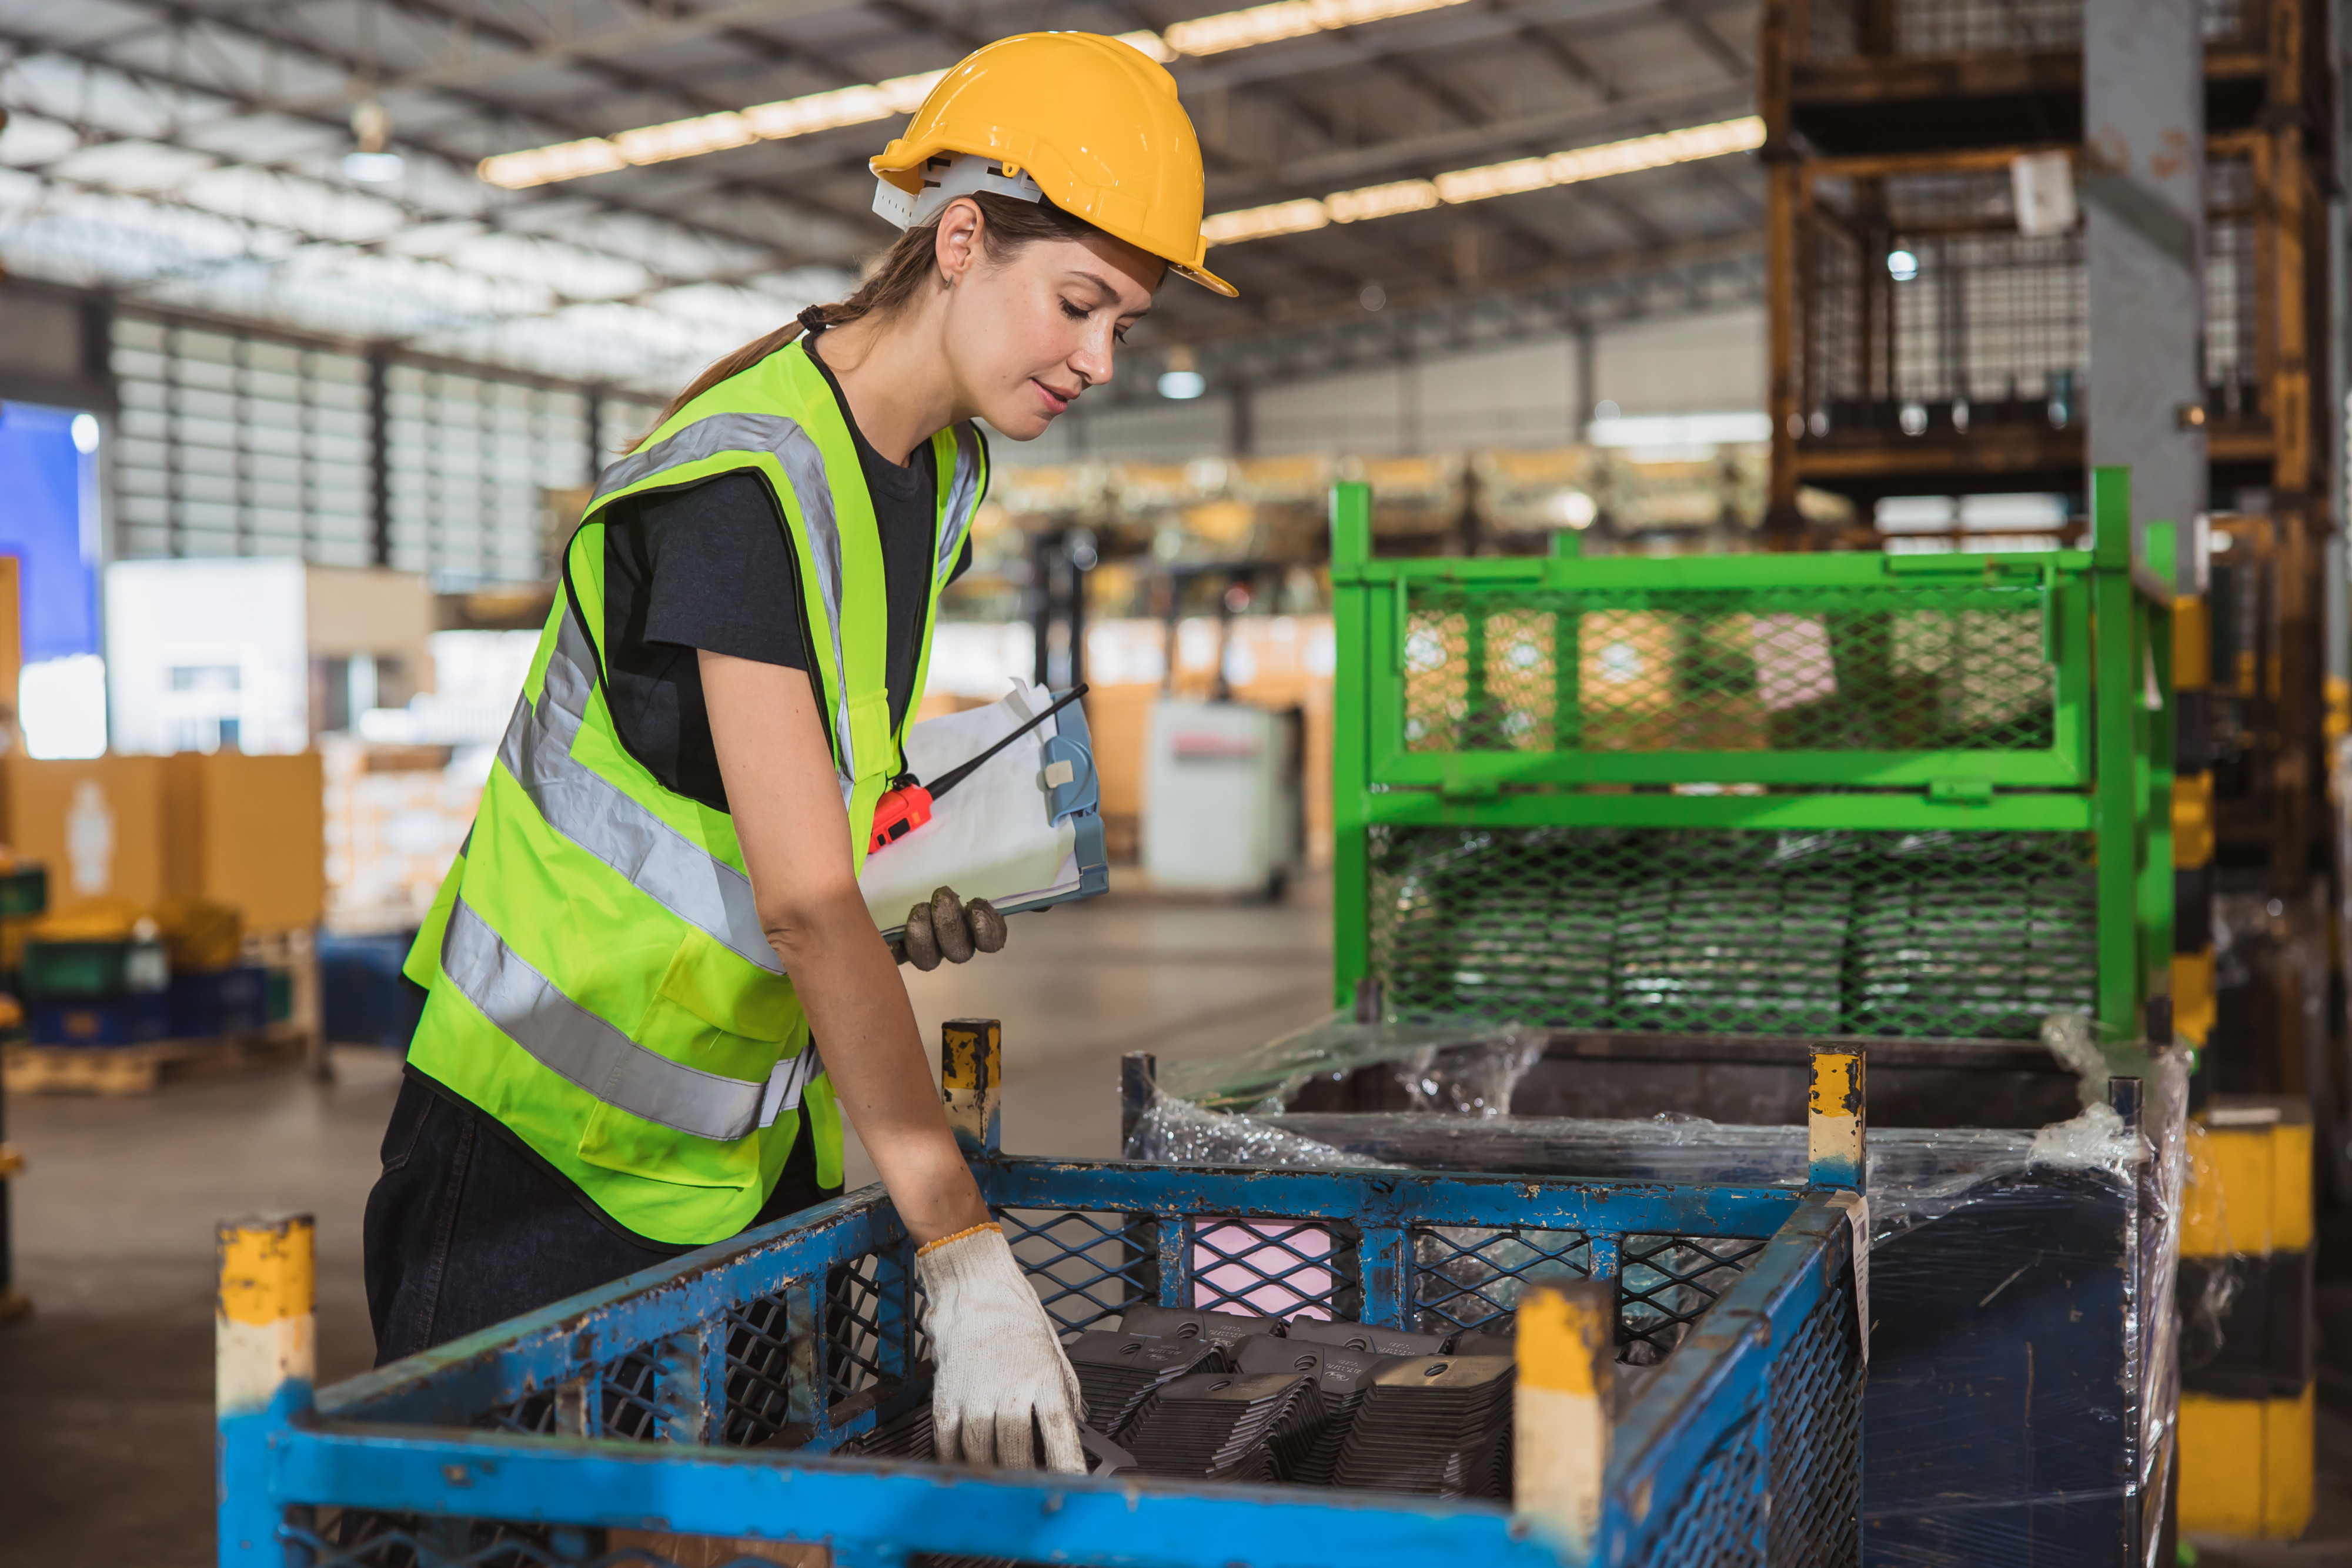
[984,404,1057,441]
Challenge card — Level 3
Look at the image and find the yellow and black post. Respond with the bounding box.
[1514,1275,1613,1557]
[2175,1096,2314,1537]
[941,1017,1003,1158]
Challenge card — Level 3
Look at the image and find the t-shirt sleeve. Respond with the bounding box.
[637,470,807,669]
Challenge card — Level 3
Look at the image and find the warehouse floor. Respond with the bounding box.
[0,884,1335,1568]
[6,876,2351,1566]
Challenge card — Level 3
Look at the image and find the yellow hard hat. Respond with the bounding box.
[872,32,1237,298]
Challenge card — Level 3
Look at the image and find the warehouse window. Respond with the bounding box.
[112,316,373,566]
[385,366,590,589]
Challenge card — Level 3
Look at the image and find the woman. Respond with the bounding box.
[363,31,1234,1473]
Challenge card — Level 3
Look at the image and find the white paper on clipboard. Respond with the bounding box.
[860,683,1107,938]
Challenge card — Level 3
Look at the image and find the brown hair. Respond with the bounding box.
[635,192,1108,446]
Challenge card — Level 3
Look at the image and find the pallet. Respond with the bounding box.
[2,1023,313,1096]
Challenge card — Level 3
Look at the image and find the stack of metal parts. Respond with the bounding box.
[1260,1332,1414,1486]
[1065,1329,1230,1435]
[1446,882,1618,1027]
[1120,1367,1328,1482]
[1611,872,1852,1034]
[1331,1355,1516,1498]
[1847,867,2099,1038]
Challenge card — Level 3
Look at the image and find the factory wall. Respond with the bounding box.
[1004,302,1766,467]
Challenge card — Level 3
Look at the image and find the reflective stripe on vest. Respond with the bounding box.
[497,611,782,976]
[440,897,820,1142]
[591,409,864,791]
[936,423,983,584]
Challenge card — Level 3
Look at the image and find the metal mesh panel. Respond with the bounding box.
[1190,1219,1363,1320]
[1806,0,2252,59]
[1622,1236,1773,1362]
[1768,1265,1865,1564]
[1801,158,2260,436]
[1369,825,2097,1040]
[721,1290,800,1447]
[1625,1411,1769,1568]
[1409,1226,1770,1361]
[290,1514,795,1567]
[1412,1226,1592,1333]
[825,1252,907,1406]
[1401,580,2056,757]
[1000,1207,1158,1337]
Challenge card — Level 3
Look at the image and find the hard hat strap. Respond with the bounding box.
[873,153,1045,231]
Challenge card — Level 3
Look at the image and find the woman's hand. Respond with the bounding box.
[896,885,1008,970]
[916,1222,1086,1471]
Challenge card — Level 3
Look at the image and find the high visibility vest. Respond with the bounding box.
[400,339,986,1245]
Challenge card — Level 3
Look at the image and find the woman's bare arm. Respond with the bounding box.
[700,649,990,1246]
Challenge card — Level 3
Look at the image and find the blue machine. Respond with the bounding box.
[218,1023,1867,1567]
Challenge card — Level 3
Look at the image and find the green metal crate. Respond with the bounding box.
[1332,469,2176,1046]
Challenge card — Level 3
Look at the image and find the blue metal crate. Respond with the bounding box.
[219,1028,1865,1568]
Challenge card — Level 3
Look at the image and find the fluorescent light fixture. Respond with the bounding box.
[1202,199,1330,245]
[343,151,407,182]
[1202,116,1765,249]
[1327,179,1439,223]
[1886,248,1919,281]
[1159,369,1209,399]
[477,0,1484,190]
[1586,410,1772,447]
[479,69,946,189]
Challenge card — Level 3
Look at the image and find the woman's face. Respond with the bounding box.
[937,203,1163,440]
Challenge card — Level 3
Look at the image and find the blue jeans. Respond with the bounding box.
[363,1069,836,1366]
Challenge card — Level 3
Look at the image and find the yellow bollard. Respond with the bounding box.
[1515,1276,1612,1557]
[216,1212,315,1418]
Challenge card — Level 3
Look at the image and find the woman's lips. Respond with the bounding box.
[1032,379,1073,414]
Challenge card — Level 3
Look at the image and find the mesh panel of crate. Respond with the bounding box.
[1412,1225,1592,1333]
[1766,1262,1865,1564]
[1370,825,2097,1039]
[1625,1410,1769,1568]
[999,1207,1158,1336]
[1409,1225,1772,1360]
[1402,579,2054,757]
[1802,157,2260,435]
[1806,0,2253,59]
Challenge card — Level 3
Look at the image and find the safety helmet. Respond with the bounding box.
[871,32,1237,298]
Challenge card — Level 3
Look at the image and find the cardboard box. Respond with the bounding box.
[6,755,172,911]
[5,752,326,931]
[165,751,326,933]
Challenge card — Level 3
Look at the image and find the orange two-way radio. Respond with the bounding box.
[867,684,1090,855]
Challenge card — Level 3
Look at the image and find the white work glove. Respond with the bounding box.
[895,885,1008,971]
[914,1221,1085,1472]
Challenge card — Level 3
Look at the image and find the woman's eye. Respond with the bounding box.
[1060,300,1088,321]
[1113,326,1130,345]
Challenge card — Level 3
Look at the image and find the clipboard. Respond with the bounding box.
[860,682,1110,940]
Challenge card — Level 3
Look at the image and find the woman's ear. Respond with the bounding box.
[933,198,985,286]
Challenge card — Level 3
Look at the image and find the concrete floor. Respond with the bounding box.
[0,884,1335,1568]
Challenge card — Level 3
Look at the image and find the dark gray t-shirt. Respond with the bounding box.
[597,333,979,811]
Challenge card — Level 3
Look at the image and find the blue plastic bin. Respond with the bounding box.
[166,966,269,1038]
[319,930,425,1049]
[31,993,168,1047]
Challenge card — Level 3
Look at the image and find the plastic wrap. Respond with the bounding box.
[1155,1012,1542,1114]
[1129,1048,2189,1567]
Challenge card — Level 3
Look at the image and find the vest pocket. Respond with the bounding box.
[575,930,808,1189]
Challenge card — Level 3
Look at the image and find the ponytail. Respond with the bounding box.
[632,192,1105,449]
